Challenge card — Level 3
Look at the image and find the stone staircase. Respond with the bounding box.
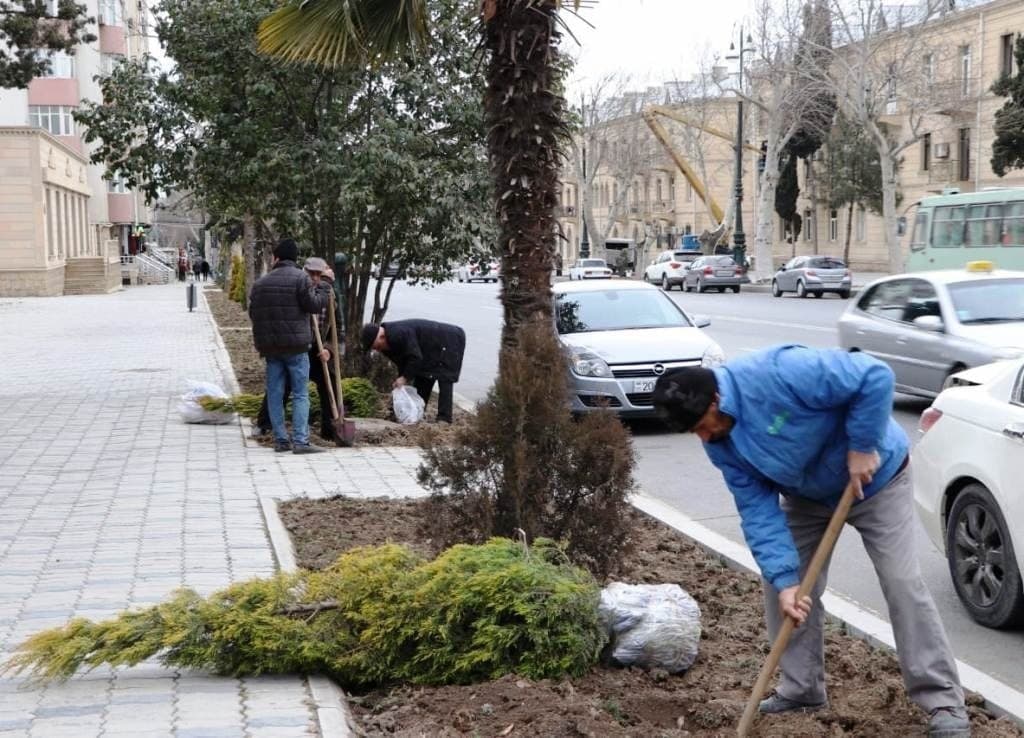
[64,257,120,295]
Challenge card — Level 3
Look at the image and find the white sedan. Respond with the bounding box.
[912,358,1024,628]
[456,260,500,283]
[568,258,612,280]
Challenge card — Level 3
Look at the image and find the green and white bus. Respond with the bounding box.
[906,187,1024,272]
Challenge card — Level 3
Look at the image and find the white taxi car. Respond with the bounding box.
[912,357,1024,628]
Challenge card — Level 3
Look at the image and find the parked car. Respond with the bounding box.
[772,255,852,298]
[643,249,702,291]
[371,261,403,279]
[456,260,500,283]
[837,261,1024,397]
[681,255,743,293]
[553,280,725,417]
[568,258,613,280]
[912,358,1024,628]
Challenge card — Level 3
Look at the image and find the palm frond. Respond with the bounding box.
[257,0,428,68]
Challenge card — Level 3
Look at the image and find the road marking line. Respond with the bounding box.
[702,314,835,333]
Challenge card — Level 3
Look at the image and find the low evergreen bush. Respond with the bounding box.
[228,254,246,304]
[5,539,603,689]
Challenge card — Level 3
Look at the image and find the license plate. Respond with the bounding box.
[632,379,655,393]
[715,270,733,277]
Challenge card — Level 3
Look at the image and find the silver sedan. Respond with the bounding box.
[682,255,743,293]
[837,265,1024,397]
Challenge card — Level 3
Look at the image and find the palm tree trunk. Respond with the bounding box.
[482,0,566,351]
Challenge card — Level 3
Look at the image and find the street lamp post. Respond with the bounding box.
[580,138,590,259]
[727,29,754,269]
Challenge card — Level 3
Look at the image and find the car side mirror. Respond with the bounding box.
[913,315,944,332]
[692,314,711,328]
[778,265,787,272]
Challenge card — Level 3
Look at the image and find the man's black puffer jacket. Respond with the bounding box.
[248,260,330,357]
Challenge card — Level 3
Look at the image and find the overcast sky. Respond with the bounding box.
[562,0,755,95]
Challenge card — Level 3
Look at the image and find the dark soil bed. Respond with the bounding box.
[279,496,1022,738]
[204,287,471,446]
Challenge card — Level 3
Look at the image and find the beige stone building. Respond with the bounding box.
[557,0,1024,273]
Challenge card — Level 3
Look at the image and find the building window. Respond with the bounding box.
[922,133,931,172]
[669,177,675,201]
[1001,34,1014,78]
[803,209,813,242]
[656,179,663,202]
[959,45,971,96]
[99,0,123,26]
[100,53,125,76]
[886,62,897,100]
[107,172,128,194]
[829,209,838,242]
[855,207,866,243]
[958,127,971,181]
[28,105,75,136]
[41,51,75,78]
[923,53,935,85]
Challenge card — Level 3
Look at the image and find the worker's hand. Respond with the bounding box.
[393,377,407,389]
[847,449,880,499]
[319,349,330,362]
[778,586,813,626]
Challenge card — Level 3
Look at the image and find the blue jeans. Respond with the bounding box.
[265,352,311,445]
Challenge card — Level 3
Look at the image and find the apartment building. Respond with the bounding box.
[557,0,1024,273]
[0,0,151,296]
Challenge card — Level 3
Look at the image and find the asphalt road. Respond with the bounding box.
[372,277,1024,693]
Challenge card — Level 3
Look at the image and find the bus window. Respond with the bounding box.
[932,206,964,247]
[909,211,928,251]
[1006,202,1024,246]
[965,204,1001,247]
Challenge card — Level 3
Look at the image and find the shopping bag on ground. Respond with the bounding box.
[392,386,425,425]
[178,380,236,425]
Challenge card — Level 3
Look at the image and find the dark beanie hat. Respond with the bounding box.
[274,238,298,262]
[652,367,718,432]
[361,324,380,352]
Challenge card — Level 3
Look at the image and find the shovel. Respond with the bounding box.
[328,290,356,446]
[736,479,861,737]
[312,312,355,447]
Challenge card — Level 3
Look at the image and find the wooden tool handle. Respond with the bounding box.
[312,315,340,421]
[328,291,345,417]
[736,479,860,737]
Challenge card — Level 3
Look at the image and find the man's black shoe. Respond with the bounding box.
[758,692,827,714]
[274,440,291,453]
[293,443,325,455]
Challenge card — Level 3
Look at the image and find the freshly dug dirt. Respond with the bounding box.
[279,496,1023,738]
[204,287,471,447]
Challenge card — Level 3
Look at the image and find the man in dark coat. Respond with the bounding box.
[200,260,211,281]
[249,238,330,453]
[361,319,466,423]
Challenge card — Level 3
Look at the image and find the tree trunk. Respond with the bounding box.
[878,152,902,274]
[844,201,854,264]
[483,0,564,351]
[753,137,782,283]
[809,160,819,255]
[242,215,257,309]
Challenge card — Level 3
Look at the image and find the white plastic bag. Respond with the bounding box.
[392,385,425,425]
[178,380,236,425]
[598,582,702,673]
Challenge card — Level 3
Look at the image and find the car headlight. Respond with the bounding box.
[701,343,726,368]
[993,346,1024,360]
[570,349,612,377]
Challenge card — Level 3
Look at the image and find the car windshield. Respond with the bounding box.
[673,251,697,260]
[581,259,606,268]
[555,289,691,334]
[807,257,845,269]
[948,278,1024,324]
[707,256,735,266]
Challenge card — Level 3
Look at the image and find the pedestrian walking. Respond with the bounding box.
[200,260,210,282]
[248,238,330,453]
[254,257,338,442]
[652,345,969,738]
[193,258,203,280]
[177,250,188,282]
[361,319,465,424]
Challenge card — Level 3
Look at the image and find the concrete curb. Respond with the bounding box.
[453,391,476,414]
[741,282,864,297]
[258,497,359,738]
[200,287,242,396]
[630,490,1024,726]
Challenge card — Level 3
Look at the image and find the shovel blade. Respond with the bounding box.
[335,419,356,447]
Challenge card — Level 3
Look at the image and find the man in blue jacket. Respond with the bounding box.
[652,345,969,737]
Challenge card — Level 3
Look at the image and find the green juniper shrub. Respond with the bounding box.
[5,539,604,689]
[417,321,635,579]
[339,377,380,418]
[228,254,246,304]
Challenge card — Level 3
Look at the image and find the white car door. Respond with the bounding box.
[995,367,1024,561]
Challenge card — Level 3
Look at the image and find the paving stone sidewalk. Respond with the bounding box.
[0,284,424,738]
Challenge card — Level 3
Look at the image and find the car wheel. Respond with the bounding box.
[839,289,851,299]
[796,280,808,298]
[661,275,671,291]
[946,483,1024,628]
[732,285,741,294]
[771,280,782,297]
[697,279,705,293]
[812,291,823,298]
[717,286,726,293]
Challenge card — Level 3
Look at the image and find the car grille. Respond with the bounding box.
[578,395,622,408]
[626,392,654,406]
[610,360,700,379]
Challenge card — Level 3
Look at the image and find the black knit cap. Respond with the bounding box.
[652,367,718,432]
[273,238,298,262]
[361,323,380,352]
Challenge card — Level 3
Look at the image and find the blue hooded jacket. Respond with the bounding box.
[703,345,909,591]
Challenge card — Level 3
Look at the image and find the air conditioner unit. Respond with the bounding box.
[933,142,951,159]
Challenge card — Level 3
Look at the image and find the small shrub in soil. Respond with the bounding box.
[417,322,635,578]
[5,540,604,691]
[228,254,246,304]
